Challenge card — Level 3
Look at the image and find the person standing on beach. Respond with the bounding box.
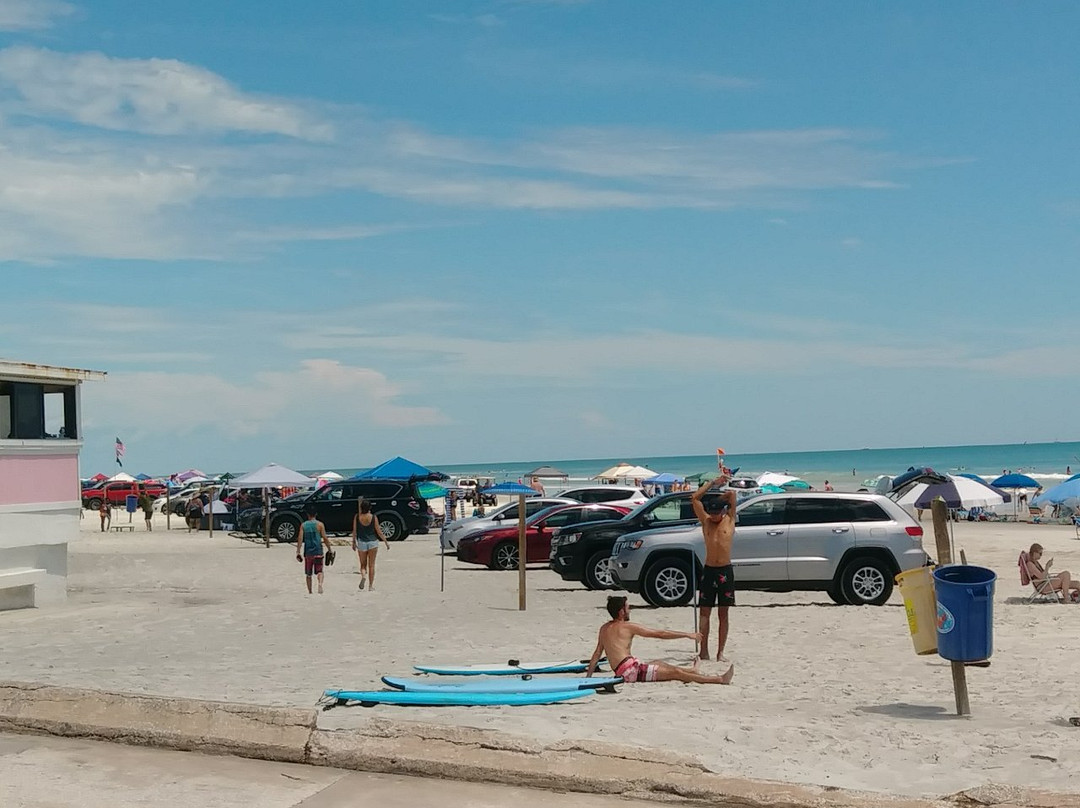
[98,498,110,532]
[138,488,153,531]
[297,508,332,595]
[586,596,733,684]
[352,499,389,591]
[691,475,738,662]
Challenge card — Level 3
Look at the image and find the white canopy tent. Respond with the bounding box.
[593,463,654,481]
[108,471,136,482]
[228,463,315,489]
[226,463,315,547]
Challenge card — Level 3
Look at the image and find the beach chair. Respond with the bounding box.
[1019,551,1064,603]
[1029,505,1046,524]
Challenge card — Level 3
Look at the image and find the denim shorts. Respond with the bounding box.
[356,539,380,551]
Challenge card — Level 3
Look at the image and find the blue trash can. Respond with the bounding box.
[933,565,996,662]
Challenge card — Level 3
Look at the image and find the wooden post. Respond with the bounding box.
[517,493,527,611]
[931,497,970,716]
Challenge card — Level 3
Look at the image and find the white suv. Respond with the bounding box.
[611,492,928,606]
[555,485,648,508]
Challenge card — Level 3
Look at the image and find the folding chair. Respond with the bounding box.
[1019,551,1064,603]
[1029,505,1046,524]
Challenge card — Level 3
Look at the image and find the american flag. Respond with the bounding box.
[115,437,125,467]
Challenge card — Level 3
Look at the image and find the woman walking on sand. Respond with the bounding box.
[352,500,390,591]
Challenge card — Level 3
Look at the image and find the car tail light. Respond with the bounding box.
[905,526,923,537]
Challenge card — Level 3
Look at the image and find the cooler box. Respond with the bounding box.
[933,565,996,662]
[896,566,937,655]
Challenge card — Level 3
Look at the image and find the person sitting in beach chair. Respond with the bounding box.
[586,596,733,685]
[1021,543,1080,603]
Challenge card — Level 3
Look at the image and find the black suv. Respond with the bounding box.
[240,478,432,543]
[549,492,698,590]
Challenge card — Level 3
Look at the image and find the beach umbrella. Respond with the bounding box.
[958,473,988,483]
[175,468,208,483]
[481,481,541,496]
[1032,478,1080,508]
[990,473,1040,489]
[134,473,153,481]
[1067,473,1080,483]
[760,484,785,494]
[417,481,452,499]
[898,475,1010,510]
[781,480,811,490]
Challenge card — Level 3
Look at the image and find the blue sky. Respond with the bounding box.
[2,1,1078,474]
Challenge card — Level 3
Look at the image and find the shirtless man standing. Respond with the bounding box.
[691,474,738,661]
[586,596,733,684]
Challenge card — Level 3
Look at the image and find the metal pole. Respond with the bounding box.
[263,486,270,549]
[691,547,699,655]
[440,493,447,593]
[208,487,214,538]
[517,493,526,611]
[166,484,171,530]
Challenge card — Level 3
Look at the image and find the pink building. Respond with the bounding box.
[0,360,105,610]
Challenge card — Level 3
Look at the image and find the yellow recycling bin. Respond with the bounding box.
[896,566,937,655]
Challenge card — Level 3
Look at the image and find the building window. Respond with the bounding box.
[0,381,77,439]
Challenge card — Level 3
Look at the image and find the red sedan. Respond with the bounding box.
[456,503,631,570]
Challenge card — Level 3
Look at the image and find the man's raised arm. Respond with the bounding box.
[630,623,702,643]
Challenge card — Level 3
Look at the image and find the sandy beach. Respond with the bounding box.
[3,511,1080,799]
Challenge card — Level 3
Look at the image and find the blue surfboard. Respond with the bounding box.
[323,689,593,707]
[413,660,605,676]
[382,675,621,693]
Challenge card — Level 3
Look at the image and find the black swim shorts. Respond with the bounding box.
[699,564,735,607]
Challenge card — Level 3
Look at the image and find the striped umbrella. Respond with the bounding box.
[898,474,1010,510]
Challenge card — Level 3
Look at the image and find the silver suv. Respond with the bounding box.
[610,492,928,607]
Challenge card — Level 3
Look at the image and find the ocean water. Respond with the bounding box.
[334,441,1080,490]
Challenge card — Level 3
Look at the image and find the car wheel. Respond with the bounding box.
[584,551,617,590]
[87,498,103,511]
[271,516,300,544]
[378,513,406,542]
[643,556,694,607]
[825,583,848,605]
[491,541,519,571]
[839,557,893,606]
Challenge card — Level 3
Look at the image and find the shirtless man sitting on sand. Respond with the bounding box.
[586,596,734,684]
[691,473,738,661]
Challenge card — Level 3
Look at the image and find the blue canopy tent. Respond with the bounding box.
[643,472,684,494]
[135,473,153,481]
[958,472,988,483]
[351,456,448,481]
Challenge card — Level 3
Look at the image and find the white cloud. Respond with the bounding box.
[0,46,332,139]
[0,46,943,260]
[84,359,448,441]
[0,0,74,31]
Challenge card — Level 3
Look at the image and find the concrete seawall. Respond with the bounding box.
[1,681,1074,808]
